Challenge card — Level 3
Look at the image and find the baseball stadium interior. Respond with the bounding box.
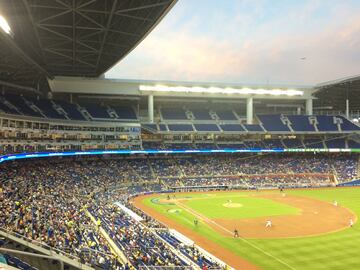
[1,1,360,270]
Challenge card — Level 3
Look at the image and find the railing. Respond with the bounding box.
[0,227,114,269]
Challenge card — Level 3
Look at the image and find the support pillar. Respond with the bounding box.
[346,99,349,119]
[246,97,253,124]
[305,98,313,115]
[148,94,154,123]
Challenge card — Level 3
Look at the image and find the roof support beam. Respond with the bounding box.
[95,0,118,72]
[116,1,171,13]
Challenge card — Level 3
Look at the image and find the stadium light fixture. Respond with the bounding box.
[139,85,304,96]
[0,15,11,34]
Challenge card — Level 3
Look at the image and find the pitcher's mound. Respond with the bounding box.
[223,202,243,208]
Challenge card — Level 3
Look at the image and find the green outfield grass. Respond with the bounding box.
[140,188,360,270]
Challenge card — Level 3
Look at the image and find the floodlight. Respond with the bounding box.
[139,85,304,96]
[0,15,11,34]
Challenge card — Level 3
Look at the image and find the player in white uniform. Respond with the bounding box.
[265,220,272,228]
[333,200,338,206]
[349,218,354,227]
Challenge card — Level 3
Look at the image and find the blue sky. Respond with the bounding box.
[106,0,360,85]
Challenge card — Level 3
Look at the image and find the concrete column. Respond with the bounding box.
[148,94,154,123]
[246,97,253,124]
[297,107,301,115]
[305,98,313,115]
[346,99,349,119]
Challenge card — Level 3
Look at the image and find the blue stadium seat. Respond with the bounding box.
[257,115,290,132]
[220,124,245,132]
[4,94,42,117]
[142,123,158,132]
[0,99,19,115]
[112,106,137,120]
[282,139,303,148]
[82,103,110,119]
[158,124,168,131]
[167,124,194,131]
[303,139,325,148]
[348,140,360,148]
[287,115,315,132]
[243,124,264,132]
[26,97,66,119]
[191,109,212,120]
[194,124,220,131]
[263,140,284,148]
[55,100,86,121]
[316,116,339,131]
[337,116,360,131]
[161,108,187,120]
[325,138,346,148]
[216,110,237,120]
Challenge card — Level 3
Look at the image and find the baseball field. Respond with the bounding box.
[132,187,360,270]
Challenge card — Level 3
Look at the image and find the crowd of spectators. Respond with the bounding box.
[0,153,358,269]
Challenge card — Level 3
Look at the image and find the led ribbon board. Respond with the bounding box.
[0,148,353,164]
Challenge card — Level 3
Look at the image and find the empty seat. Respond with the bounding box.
[82,104,110,119]
[337,116,360,131]
[4,94,42,117]
[287,115,315,132]
[27,97,66,119]
[113,106,137,120]
[257,115,290,132]
[316,116,338,131]
[325,138,346,148]
[55,100,86,121]
[167,124,194,131]
[194,124,220,131]
[216,110,237,120]
[161,108,187,120]
[142,123,158,132]
[191,109,212,120]
[220,124,245,132]
[243,124,264,132]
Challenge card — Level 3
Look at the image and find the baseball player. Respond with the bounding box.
[265,220,272,228]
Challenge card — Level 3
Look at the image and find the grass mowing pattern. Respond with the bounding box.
[141,188,360,270]
[185,194,299,219]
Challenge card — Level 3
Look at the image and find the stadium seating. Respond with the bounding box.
[194,123,220,132]
[3,94,42,117]
[167,124,194,132]
[325,138,346,148]
[215,110,238,120]
[81,103,111,119]
[161,108,188,120]
[243,124,264,132]
[282,139,304,148]
[338,116,360,131]
[2,254,38,270]
[191,108,213,120]
[257,115,290,132]
[220,124,245,132]
[26,97,66,119]
[287,115,316,132]
[112,106,137,120]
[54,100,86,121]
[316,116,339,132]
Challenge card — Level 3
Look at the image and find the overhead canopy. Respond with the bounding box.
[314,75,360,111]
[0,0,176,89]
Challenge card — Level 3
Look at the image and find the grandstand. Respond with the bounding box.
[1,1,360,270]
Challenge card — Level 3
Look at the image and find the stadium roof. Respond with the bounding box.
[0,0,176,89]
[314,75,360,111]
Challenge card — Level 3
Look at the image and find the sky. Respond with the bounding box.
[105,0,360,85]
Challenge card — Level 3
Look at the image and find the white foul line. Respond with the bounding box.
[176,201,296,270]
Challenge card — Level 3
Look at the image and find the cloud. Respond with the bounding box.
[106,0,360,85]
